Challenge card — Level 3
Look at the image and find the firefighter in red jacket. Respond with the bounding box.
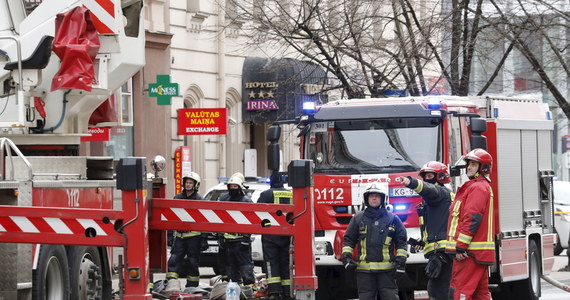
[445,149,495,300]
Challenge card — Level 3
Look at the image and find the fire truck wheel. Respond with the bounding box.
[68,246,103,300]
[512,240,541,300]
[32,245,71,300]
[554,235,563,256]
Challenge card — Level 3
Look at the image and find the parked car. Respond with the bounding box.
[200,177,290,274]
[553,181,570,255]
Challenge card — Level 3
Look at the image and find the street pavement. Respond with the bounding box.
[115,252,570,299]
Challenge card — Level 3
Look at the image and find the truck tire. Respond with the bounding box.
[32,245,70,300]
[68,246,103,300]
[554,235,563,256]
[514,240,541,300]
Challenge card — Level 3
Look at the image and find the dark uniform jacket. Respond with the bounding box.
[342,206,407,272]
[220,193,253,242]
[404,177,452,257]
[172,190,203,237]
[257,187,293,246]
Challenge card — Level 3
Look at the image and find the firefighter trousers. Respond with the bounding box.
[355,271,399,300]
[224,240,255,285]
[427,257,452,300]
[449,257,491,300]
[262,238,291,296]
[167,236,202,287]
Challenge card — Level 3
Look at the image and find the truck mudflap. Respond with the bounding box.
[51,6,100,92]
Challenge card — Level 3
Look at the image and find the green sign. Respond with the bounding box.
[148,75,179,105]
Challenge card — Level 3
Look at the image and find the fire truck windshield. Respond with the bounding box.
[307,118,441,174]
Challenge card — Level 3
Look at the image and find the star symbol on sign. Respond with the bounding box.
[248,91,256,98]
[267,90,274,98]
[258,91,265,98]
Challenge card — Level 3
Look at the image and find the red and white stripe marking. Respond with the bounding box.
[160,208,284,226]
[83,0,116,34]
[0,216,110,236]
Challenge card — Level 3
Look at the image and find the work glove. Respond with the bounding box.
[342,254,357,272]
[394,256,407,281]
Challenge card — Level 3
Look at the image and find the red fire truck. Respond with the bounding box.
[273,95,556,300]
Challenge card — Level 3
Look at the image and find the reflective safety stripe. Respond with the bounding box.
[413,180,424,193]
[487,187,494,242]
[382,236,392,261]
[267,276,281,284]
[357,261,396,271]
[424,240,446,256]
[176,231,201,238]
[458,233,473,244]
[166,272,179,279]
[342,246,354,255]
[282,279,291,286]
[359,239,367,261]
[273,190,293,204]
[467,242,495,250]
[224,233,245,239]
[396,248,407,257]
[446,199,462,251]
[187,276,200,282]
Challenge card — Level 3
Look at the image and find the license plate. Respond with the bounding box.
[390,187,418,197]
[203,246,219,254]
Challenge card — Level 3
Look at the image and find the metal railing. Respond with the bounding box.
[0,137,31,180]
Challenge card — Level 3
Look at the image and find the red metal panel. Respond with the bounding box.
[0,206,124,246]
[499,238,527,280]
[542,234,556,274]
[149,198,294,235]
[292,186,318,290]
[32,187,113,209]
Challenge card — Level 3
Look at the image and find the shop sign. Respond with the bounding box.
[148,75,179,105]
[178,108,227,135]
[80,127,111,142]
[174,146,192,194]
[245,81,279,111]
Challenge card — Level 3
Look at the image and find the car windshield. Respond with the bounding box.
[305,118,441,174]
[554,181,570,205]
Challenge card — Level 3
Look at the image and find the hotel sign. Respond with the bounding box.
[245,81,279,111]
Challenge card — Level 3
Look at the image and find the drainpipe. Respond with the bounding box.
[217,1,226,177]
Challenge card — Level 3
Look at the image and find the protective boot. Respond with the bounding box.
[161,278,181,296]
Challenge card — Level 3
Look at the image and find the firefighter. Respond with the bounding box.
[445,149,495,300]
[219,173,256,286]
[399,161,453,300]
[257,172,293,300]
[164,172,207,293]
[342,183,408,300]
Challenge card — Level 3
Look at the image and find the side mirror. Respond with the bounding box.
[450,166,462,177]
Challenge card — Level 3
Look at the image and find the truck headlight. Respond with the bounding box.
[315,241,333,255]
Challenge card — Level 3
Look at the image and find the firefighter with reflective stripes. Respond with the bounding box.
[399,161,453,300]
[257,172,293,300]
[165,172,206,293]
[445,149,495,300]
[219,173,256,286]
[342,183,408,300]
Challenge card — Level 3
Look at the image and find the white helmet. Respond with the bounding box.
[182,171,201,191]
[363,183,389,207]
[227,173,246,193]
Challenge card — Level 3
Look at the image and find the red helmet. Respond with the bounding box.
[419,161,450,184]
[464,148,493,175]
